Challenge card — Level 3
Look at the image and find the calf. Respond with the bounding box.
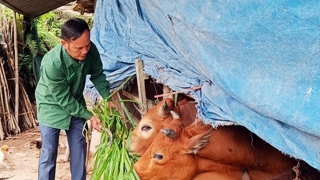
[129,98,197,156]
[134,116,243,180]
[129,98,175,156]
[134,112,300,180]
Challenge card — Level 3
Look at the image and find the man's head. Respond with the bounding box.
[61,18,91,61]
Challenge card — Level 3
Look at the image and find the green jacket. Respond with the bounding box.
[35,42,110,130]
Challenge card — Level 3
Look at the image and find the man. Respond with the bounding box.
[35,18,110,180]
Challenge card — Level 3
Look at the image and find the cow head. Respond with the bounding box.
[129,98,175,156]
[134,116,214,180]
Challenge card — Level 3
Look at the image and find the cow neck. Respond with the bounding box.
[194,157,243,179]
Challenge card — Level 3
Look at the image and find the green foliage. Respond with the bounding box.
[25,34,38,54]
[90,76,140,180]
[18,53,37,88]
[0,5,13,22]
[90,101,140,180]
[36,12,62,51]
[39,11,63,32]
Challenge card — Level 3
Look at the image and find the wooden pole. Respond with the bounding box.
[13,11,19,125]
[135,59,147,110]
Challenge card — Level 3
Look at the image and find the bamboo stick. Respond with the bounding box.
[0,60,18,136]
[13,11,19,129]
[18,80,37,129]
[0,60,5,139]
[0,117,4,140]
[1,61,16,134]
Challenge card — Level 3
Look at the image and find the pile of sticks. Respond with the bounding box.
[0,7,37,140]
[0,51,37,140]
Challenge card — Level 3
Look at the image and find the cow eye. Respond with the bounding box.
[153,153,163,160]
[141,125,152,131]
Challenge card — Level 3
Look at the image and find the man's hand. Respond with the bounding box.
[108,101,115,114]
[89,116,103,132]
[108,101,115,108]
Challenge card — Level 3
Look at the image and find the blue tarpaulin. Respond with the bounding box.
[88,0,320,170]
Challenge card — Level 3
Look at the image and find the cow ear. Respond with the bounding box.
[186,129,213,154]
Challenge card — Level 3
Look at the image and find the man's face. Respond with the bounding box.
[61,29,91,61]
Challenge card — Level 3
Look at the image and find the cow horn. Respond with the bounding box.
[170,111,180,119]
[160,128,177,139]
[158,100,171,117]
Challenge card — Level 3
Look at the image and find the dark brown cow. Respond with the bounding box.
[134,113,301,180]
[240,161,320,180]
[267,161,320,180]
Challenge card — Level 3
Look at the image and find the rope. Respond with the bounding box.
[292,160,301,180]
[154,85,202,98]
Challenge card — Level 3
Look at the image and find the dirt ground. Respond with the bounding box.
[0,127,101,180]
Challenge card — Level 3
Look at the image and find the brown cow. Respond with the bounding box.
[134,113,300,180]
[129,98,197,156]
[134,116,243,180]
[129,98,175,156]
[238,161,320,180]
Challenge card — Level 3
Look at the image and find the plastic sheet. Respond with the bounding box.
[88,0,320,169]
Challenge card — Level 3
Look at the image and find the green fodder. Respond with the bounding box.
[89,77,140,180]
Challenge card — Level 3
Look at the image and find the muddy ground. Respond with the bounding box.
[0,127,101,180]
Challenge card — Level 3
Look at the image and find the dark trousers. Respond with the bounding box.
[38,117,87,180]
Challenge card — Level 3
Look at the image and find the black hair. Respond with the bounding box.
[61,18,90,41]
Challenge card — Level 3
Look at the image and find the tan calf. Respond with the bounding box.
[134,113,300,180]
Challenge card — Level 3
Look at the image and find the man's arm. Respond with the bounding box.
[89,43,111,100]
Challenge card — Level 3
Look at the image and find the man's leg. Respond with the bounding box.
[66,116,87,180]
[38,124,60,180]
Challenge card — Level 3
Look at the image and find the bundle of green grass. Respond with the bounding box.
[89,80,140,180]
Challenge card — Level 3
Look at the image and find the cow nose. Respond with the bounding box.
[128,149,134,154]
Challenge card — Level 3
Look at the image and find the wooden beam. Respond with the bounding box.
[13,11,19,129]
[121,89,140,102]
[135,59,147,110]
